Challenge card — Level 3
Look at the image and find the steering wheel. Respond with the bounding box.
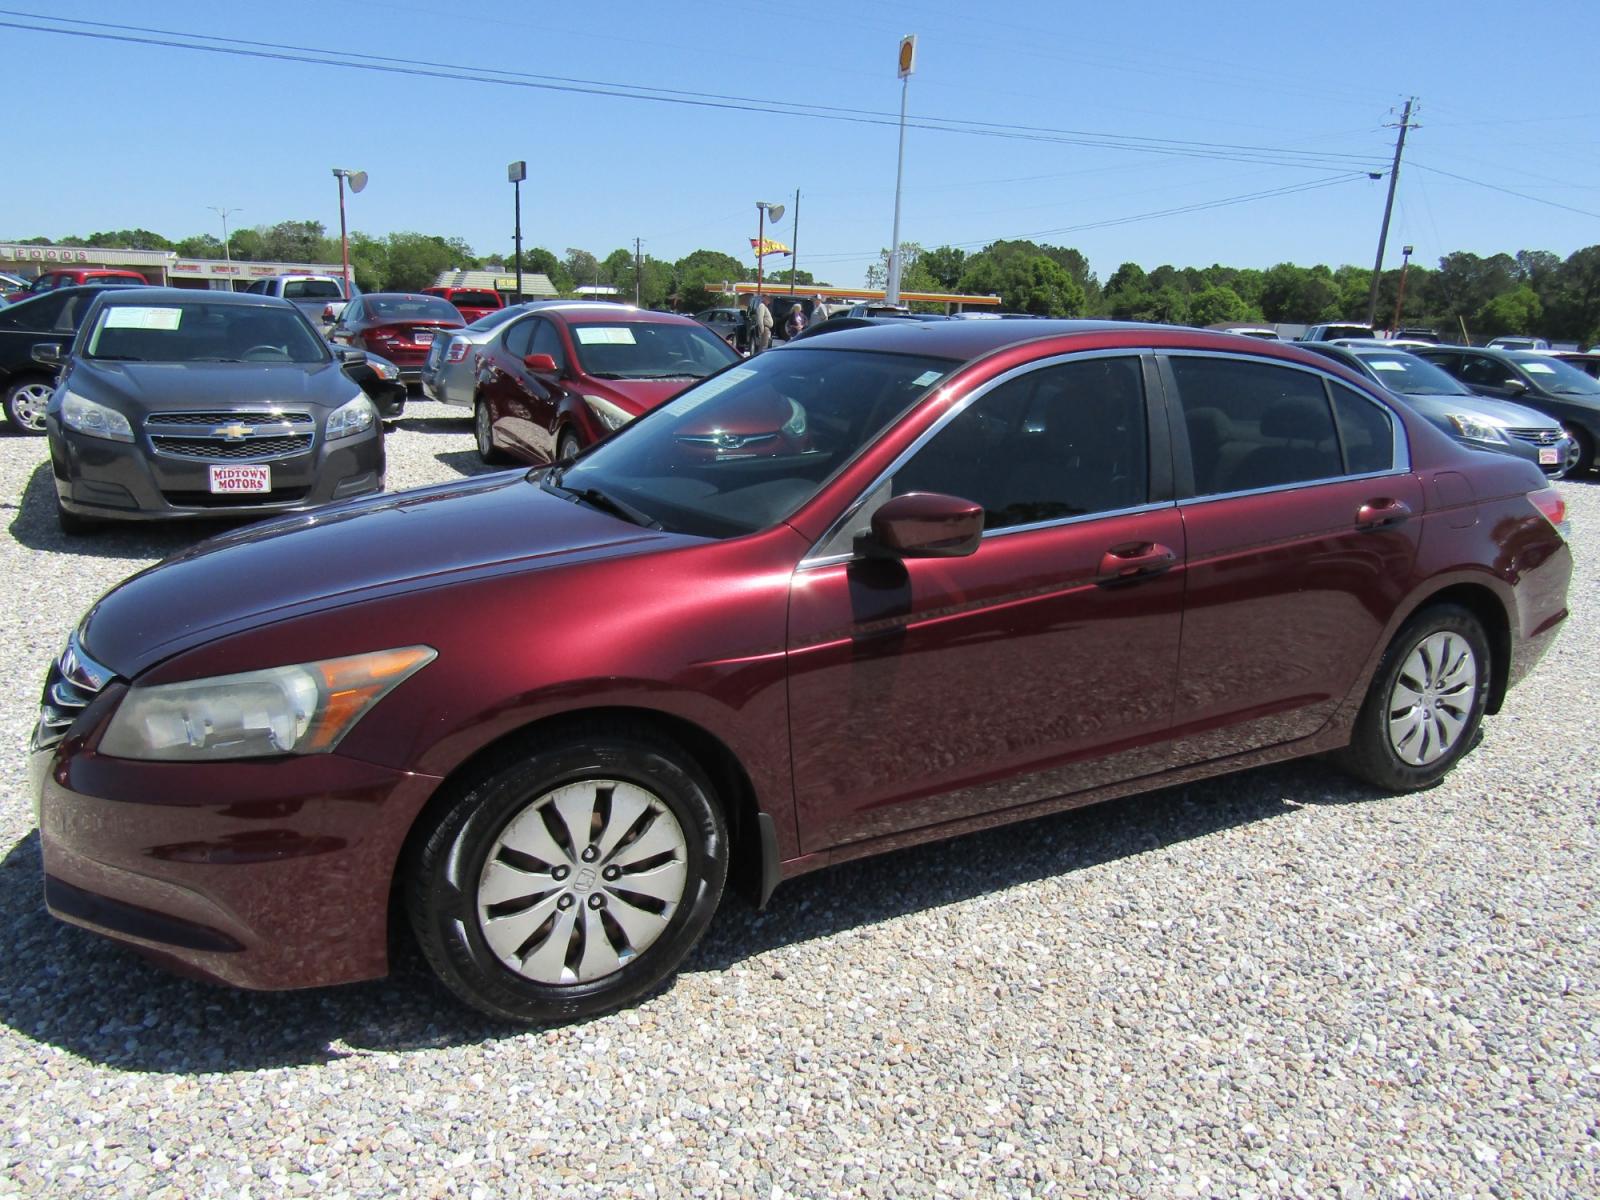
[242,344,283,361]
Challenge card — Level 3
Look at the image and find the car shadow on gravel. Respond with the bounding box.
[0,759,1383,1074]
[433,449,503,478]
[8,462,229,560]
[392,414,472,435]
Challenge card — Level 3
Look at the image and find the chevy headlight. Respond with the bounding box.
[60,389,134,443]
[1446,413,1506,444]
[99,646,435,761]
[326,394,377,440]
[582,394,634,432]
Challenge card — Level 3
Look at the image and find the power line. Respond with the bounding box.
[1408,161,1600,221]
[0,10,1389,174]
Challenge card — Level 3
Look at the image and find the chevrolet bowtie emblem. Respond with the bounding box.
[214,422,253,441]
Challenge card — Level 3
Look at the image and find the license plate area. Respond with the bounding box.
[208,464,271,494]
[414,329,433,345]
[1539,447,1559,465]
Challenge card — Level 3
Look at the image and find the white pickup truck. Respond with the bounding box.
[243,274,355,328]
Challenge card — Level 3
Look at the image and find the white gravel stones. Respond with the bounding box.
[0,403,1594,1197]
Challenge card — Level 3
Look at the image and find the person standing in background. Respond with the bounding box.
[750,294,773,354]
[783,302,806,341]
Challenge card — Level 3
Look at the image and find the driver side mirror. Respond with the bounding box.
[30,343,62,366]
[523,353,560,375]
[1503,377,1529,394]
[336,347,366,365]
[865,492,985,559]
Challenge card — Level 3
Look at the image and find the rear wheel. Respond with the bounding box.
[406,729,728,1024]
[474,398,506,464]
[4,377,53,434]
[1336,604,1490,792]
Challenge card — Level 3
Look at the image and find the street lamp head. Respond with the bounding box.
[1402,245,1414,256]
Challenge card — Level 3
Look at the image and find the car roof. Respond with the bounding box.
[539,302,702,326]
[91,286,302,310]
[769,317,1283,360]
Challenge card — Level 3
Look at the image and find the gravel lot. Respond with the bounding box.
[0,400,1595,1198]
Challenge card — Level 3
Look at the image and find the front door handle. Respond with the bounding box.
[1096,541,1177,584]
[1355,498,1412,530]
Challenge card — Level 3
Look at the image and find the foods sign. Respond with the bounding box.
[1,245,92,263]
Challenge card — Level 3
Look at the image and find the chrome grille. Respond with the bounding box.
[144,410,316,462]
[1506,427,1561,447]
[34,634,115,752]
[150,435,312,460]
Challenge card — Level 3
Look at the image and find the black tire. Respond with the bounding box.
[557,430,581,463]
[406,727,728,1024]
[1336,603,1490,792]
[4,376,53,434]
[474,398,507,464]
[55,498,97,537]
[1567,426,1594,476]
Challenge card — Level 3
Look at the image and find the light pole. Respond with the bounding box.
[331,168,368,297]
[208,206,241,263]
[754,200,785,301]
[886,34,916,305]
[1391,244,1414,334]
[508,161,526,302]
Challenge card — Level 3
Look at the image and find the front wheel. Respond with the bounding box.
[406,730,728,1023]
[1336,604,1490,792]
[557,430,581,463]
[4,377,53,434]
[1565,427,1593,476]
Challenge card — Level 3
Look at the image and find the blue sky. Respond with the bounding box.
[5,1,1597,287]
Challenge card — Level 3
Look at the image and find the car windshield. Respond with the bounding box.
[1511,352,1600,395]
[82,302,330,363]
[283,279,342,300]
[566,321,741,381]
[1353,351,1472,395]
[552,348,957,538]
[366,295,461,322]
[447,291,499,308]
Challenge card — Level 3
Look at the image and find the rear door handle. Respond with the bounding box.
[1356,498,1412,530]
[1096,541,1177,584]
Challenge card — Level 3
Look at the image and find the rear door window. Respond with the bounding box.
[1169,356,1342,495]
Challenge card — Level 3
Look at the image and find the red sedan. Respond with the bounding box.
[32,321,1570,1023]
[329,293,464,380]
[471,302,739,464]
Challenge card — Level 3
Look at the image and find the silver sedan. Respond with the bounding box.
[420,304,534,408]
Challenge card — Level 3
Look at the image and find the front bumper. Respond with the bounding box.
[33,739,440,990]
[48,420,384,522]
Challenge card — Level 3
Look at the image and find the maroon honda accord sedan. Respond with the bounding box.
[32,322,1571,1023]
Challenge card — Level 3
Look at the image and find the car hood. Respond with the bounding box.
[583,376,702,418]
[1392,389,1564,428]
[69,359,362,414]
[78,470,696,678]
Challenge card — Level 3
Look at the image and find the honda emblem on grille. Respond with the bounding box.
[214,422,253,441]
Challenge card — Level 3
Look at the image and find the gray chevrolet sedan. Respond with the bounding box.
[41,288,385,535]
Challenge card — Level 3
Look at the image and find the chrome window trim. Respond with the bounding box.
[1158,347,1412,488]
[1175,467,1406,509]
[799,347,1156,569]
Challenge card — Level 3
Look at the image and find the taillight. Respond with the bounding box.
[1528,486,1567,530]
[445,340,469,363]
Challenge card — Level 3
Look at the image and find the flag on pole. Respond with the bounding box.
[750,237,792,258]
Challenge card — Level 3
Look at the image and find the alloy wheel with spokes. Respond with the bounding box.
[1386,631,1477,766]
[477,779,688,984]
[4,379,53,433]
[407,728,727,1023]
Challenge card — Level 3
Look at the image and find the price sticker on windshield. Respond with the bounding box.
[574,327,637,345]
[103,307,182,330]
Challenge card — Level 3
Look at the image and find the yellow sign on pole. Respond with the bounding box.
[898,34,916,79]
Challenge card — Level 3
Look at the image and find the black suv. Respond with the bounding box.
[0,287,104,433]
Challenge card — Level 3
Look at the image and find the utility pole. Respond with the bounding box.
[1365,97,1418,328]
[789,189,800,295]
[634,236,643,306]
[208,206,241,263]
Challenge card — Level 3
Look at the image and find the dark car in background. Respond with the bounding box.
[472,302,738,463]
[31,321,1569,1023]
[1412,344,1600,474]
[328,293,465,381]
[693,306,746,351]
[0,285,104,432]
[422,286,504,324]
[329,342,407,421]
[43,289,384,533]
[1299,343,1575,477]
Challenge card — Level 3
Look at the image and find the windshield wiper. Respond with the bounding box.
[585,371,631,380]
[544,472,661,529]
[630,371,703,380]
[88,355,140,362]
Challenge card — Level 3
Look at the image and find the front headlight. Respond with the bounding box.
[326,394,377,440]
[583,394,634,432]
[60,389,134,443]
[368,356,400,381]
[1446,413,1506,444]
[99,646,435,761]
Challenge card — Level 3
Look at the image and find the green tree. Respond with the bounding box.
[347,232,389,291]
[174,234,224,259]
[259,220,331,263]
[564,248,600,290]
[959,252,1084,316]
[1258,263,1340,323]
[674,248,746,311]
[518,247,571,294]
[1188,284,1255,327]
[384,232,459,291]
[84,228,175,251]
[920,246,967,290]
[1476,286,1543,337]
